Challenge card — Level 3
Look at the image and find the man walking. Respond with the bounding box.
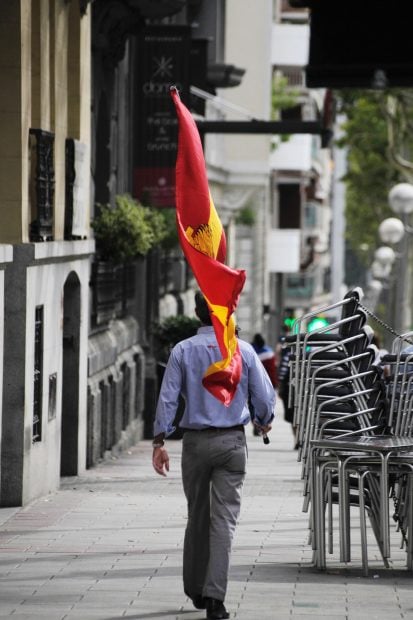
[152,292,275,620]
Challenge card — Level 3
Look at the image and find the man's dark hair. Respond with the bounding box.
[194,291,213,326]
[252,333,265,348]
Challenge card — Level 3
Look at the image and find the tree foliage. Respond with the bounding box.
[336,92,395,262]
[271,73,300,117]
[270,72,300,146]
[384,91,413,179]
[336,90,413,264]
[156,206,179,252]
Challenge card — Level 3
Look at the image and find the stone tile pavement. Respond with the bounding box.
[0,402,413,619]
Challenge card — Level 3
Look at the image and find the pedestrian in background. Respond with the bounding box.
[250,333,277,436]
[251,333,278,387]
[152,292,275,620]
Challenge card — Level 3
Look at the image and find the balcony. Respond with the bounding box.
[270,134,313,172]
[272,23,309,67]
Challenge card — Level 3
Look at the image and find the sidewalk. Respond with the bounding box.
[0,406,413,619]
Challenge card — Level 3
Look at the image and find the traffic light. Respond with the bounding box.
[307,315,329,333]
[284,316,295,331]
[283,308,295,332]
[283,310,330,334]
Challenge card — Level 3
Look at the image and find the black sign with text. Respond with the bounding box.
[134,25,190,207]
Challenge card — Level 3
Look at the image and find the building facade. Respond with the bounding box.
[0,0,94,506]
[0,0,335,506]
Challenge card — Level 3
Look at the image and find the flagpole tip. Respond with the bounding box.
[170,85,180,98]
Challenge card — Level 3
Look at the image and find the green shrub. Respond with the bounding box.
[156,207,179,251]
[92,194,168,263]
[235,205,255,226]
[152,315,200,357]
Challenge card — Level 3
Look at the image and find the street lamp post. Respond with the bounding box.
[379,183,413,334]
[378,219,405,339]
[365,246,395,325]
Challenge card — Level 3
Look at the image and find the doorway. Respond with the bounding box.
[60,272,81,476]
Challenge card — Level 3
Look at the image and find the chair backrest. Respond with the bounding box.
[385,348,413,433]
[339,303,367,340]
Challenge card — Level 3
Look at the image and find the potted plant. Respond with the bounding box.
[91,194,169,325]
[92,193,168,263]
[153,314,201,362]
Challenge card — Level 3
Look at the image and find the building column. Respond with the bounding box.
[1,245,33,506]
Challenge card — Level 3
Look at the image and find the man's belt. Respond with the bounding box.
[183,424,245,433]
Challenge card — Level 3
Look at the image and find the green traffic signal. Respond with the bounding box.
[284,317,295,329]
[307,316,329,332]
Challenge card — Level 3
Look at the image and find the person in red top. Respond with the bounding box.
[251,334,278,387]
[250,334,277,436]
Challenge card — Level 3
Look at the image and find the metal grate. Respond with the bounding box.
[278,66,306,88]
[29,129,55,241]
[33,306,44,442]
[48,373,57,421]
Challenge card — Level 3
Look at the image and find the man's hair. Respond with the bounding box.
[252,333,265,348]
[194,291,213,326]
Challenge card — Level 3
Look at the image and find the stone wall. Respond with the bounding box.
[87,316,145,467]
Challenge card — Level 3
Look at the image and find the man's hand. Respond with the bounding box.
[152,446,169,477]
[253,422,272,435]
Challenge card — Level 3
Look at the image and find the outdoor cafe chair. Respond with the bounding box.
[308,334,413,572]
[290,291,413,575]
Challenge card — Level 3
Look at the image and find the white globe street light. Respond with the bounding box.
[371,260,391,280]
[378,218,405,245]
[371,246,395,281]
[374,246,396,266]
[388,183,413,215]
[364,277,383,311]
[368,279,383,295]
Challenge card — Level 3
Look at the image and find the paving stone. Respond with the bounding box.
[0,406,411,620]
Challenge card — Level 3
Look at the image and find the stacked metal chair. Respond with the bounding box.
[284,288,413,575]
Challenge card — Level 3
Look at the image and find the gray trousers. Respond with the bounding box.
[181,428,247,602]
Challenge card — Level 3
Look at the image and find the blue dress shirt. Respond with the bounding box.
[154,326,276,437]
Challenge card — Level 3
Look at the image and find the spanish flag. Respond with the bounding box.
[170,86,246,405]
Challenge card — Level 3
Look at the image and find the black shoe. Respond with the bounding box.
[205,597,229,619]
[192,595,206,609]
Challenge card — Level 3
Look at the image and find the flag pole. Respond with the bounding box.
[170,84,179,98]
[169,84,270,444]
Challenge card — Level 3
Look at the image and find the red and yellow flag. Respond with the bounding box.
[170,86,246,405]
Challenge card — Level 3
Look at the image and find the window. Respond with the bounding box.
[33,306,44,442]
[121,362,130,430]
[280,104,302,121]
[279,184,301,228]
[48,373,57,420]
